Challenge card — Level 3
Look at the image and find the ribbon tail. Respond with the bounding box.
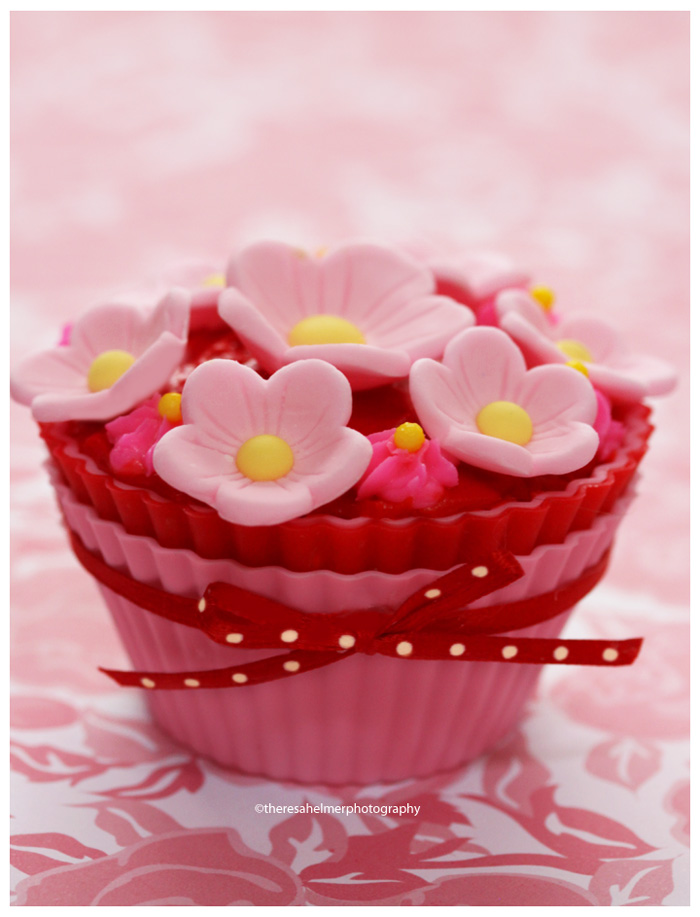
[374,634,643,666]
[99,649,348,690]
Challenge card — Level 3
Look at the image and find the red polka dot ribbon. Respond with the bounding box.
[68,531,643,691]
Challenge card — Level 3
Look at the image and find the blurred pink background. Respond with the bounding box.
[11,12,689,906]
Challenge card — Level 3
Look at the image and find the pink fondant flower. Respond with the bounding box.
[106,394,182,475]
[496,289,677,402]
[429,250,531,325]
[115,263,226,332]
[357,425,458,509]
[410,327,599,477]
[152,359,373,526]
[218,241,473,390]
[10,292,190,422]
[593,390,626,462]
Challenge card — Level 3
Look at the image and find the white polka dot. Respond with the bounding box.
[602,647,619,662]
[184,678,200,688]
[197,598,207,612]
[225,633,243,644]
[553,646,569,661]
[396,641,413,656]
[141,677,156,689]
[449,643,466,657]
[471,565,488,578]
[338,634,355,649]
[281,629,299,643]
[424,588,442,599]
[284,660,300,672]
[232,672,248,684]
[501,645,518,659]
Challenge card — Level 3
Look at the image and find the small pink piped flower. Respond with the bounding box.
[10,292,190,423]
[496,289,677,402]
[218,241,473,390]
[106,393,183,476]
[410,326,599,477]
[357,422,458,509]
[153,359,373,526]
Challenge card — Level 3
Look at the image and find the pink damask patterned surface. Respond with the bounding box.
[10,12,689,906]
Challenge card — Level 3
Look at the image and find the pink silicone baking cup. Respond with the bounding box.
[55,477,630,784]
[40,402,651,573]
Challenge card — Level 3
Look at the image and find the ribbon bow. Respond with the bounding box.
[69,531,643,691]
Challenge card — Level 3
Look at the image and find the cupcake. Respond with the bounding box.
[10,241,675,784]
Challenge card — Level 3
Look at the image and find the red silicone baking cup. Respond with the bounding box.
[40,404,651,574]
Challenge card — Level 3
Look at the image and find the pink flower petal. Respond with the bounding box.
[499,310,565,364]
[518,364,598,426]
[226,241,321,327]
[496,288,552,334]
[10,347,88,405]
[269,360,354,447]
[368,295,473,357]
[589,353,677,400]
[410,360,480,441]
[180,359,267,451]
[218,288,291,367]
[444,326,528,405]
[70,304,144,361]
[214,476,314,527]
[526,423,599,473]
[153,424,242,508]
[282,343,410,389]
[558,315,623,363]
[430,251,530,301]
[287,426,373,503]
[442,427,535,476]
[319,243,437,324]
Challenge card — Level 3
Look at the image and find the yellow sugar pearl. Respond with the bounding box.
[87,350,136,392]
[288,315,365,347]
[202,273,225,288]
[566,359,589,378]
[476,401,533,446]
[158,392,182,423]
[531,285,555,311]
[556,339,594,363]
[236,435,294,482]
[315,247,328,258]
[394,422,425,453]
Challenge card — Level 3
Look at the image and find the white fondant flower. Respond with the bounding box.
[410,327,599,477]
[496,289,677,402]
[218,241,473,390]
[152,359,373,526]
[10,292,190,422]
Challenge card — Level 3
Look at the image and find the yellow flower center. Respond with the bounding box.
[158,392,183,423]
[556,339,594,362]
[565,359,589,378]
[202,273,225,288]
[236,435,294,482]
[288,315,366,347]
[393,422,425,453]
[476,401,533,446]
[87,350,136,392]
[530,285,555,311]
